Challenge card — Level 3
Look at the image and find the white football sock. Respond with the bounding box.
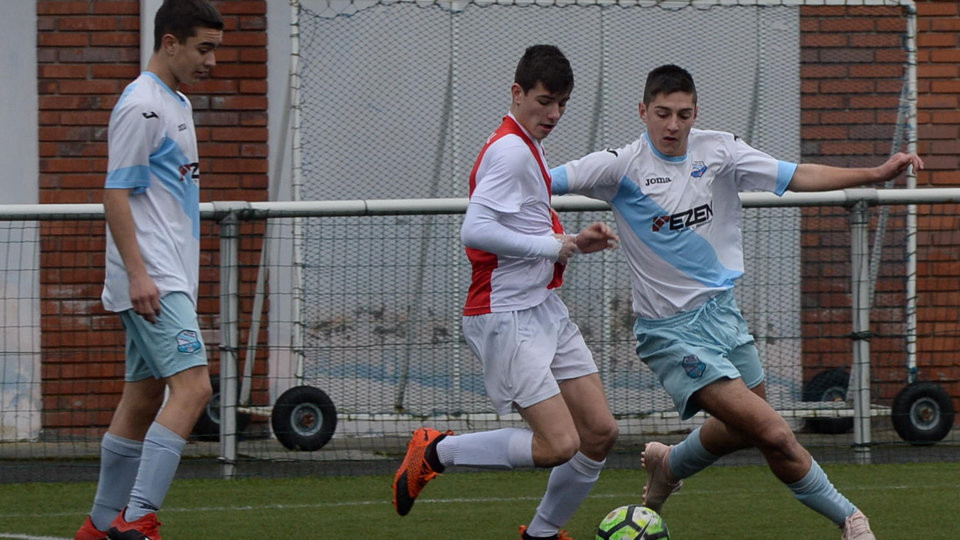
[525,451,605,537]
[435,427,534,469]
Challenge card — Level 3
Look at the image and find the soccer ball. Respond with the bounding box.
[595,504,670,540]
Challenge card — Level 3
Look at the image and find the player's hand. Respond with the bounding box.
[129,272,161,324]
[573,222,619,254]
[554,223,618,264]
[555,234,579,265]
[879,152,924,179]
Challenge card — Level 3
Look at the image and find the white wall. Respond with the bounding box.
[141,0,163,69]
[0,1,40,440]
[0,3,38,203]
[266,1,297,399]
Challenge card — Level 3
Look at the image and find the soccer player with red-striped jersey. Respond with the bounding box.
[392,45,619,540]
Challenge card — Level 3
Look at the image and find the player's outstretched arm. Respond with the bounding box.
[788,152,924,192]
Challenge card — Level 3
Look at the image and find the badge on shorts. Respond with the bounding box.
[682,354,706,378]
[176,329,202,353]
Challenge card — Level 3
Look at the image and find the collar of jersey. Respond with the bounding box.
[143,71,186,104]
[643,132,686,163]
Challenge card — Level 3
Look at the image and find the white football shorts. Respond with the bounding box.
[462,292,598,415]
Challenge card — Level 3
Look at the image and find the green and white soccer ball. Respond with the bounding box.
[595,504,670,540]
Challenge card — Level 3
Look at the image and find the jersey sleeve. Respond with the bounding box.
[105,95,164,194]
[727,134,796,196]
[461,202,562,260]
[550,147,626,202]
[470,138,535,213]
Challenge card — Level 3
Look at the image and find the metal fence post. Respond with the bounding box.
[849,198,873,464]
[218,208,240,479]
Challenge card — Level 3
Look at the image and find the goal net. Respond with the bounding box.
[287,0,914,435]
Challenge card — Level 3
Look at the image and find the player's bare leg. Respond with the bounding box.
[696,378,868,533]
[522,375,617,539]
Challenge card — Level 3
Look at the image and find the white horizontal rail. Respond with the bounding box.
[2,188,960,220]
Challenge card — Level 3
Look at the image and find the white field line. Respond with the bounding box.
[0,535,72,540]
[0,481,940,525]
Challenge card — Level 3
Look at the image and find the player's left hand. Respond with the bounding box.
[574,222,619,254]
[880,152,924,179]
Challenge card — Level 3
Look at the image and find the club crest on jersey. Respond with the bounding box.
[691,161,708,178]
[682,354,706,378]
[176,330,202,354]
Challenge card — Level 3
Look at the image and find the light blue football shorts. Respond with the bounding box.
[633,288,764,420]
[119,291,208,382]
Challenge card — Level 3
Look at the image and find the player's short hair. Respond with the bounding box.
[153,0,224,51]
[514,45,574,95]
[643,64,697,105]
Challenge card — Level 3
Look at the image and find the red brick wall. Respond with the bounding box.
[37,0,269,436]
[913,0,960,413]
[800,1,959,416]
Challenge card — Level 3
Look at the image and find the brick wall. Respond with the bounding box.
[37,0,269,436]
[800,1,959,416]
[913,0,960,413]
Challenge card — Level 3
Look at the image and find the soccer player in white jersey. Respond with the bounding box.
[550,64,923,540]
[392,45,620,540]
[74,1,223,539]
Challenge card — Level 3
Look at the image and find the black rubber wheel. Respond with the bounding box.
[191,375,252,441]
[271,385,337,451]
[802,368,854,434]
[892,381,955,445]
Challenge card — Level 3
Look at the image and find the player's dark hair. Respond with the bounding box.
[514,44,574,95]
[643,64,697,105]
[153,0,224,51]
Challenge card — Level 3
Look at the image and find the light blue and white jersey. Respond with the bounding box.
[552,128,796,319]
[102,72,200,312]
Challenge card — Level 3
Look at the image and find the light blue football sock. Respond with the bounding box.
[90,433,143,530]
[668,426,720,479]
[125,422,186,522]
[526,451,605,537]
[787,459,857,526]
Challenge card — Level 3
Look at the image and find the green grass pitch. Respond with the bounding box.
[1,462,957,539]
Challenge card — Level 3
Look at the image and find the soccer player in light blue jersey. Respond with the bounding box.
[550,64,923,540]
[75,2,223,539]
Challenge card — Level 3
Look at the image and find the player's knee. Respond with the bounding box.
[192,378,214,412]
[582,418,619,456]
[541,433,580,467]
[132,392,165,418]
[757,421,796,454]
[170,377,213,415]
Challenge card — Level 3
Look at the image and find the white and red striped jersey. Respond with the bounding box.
[463,114,565,316]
